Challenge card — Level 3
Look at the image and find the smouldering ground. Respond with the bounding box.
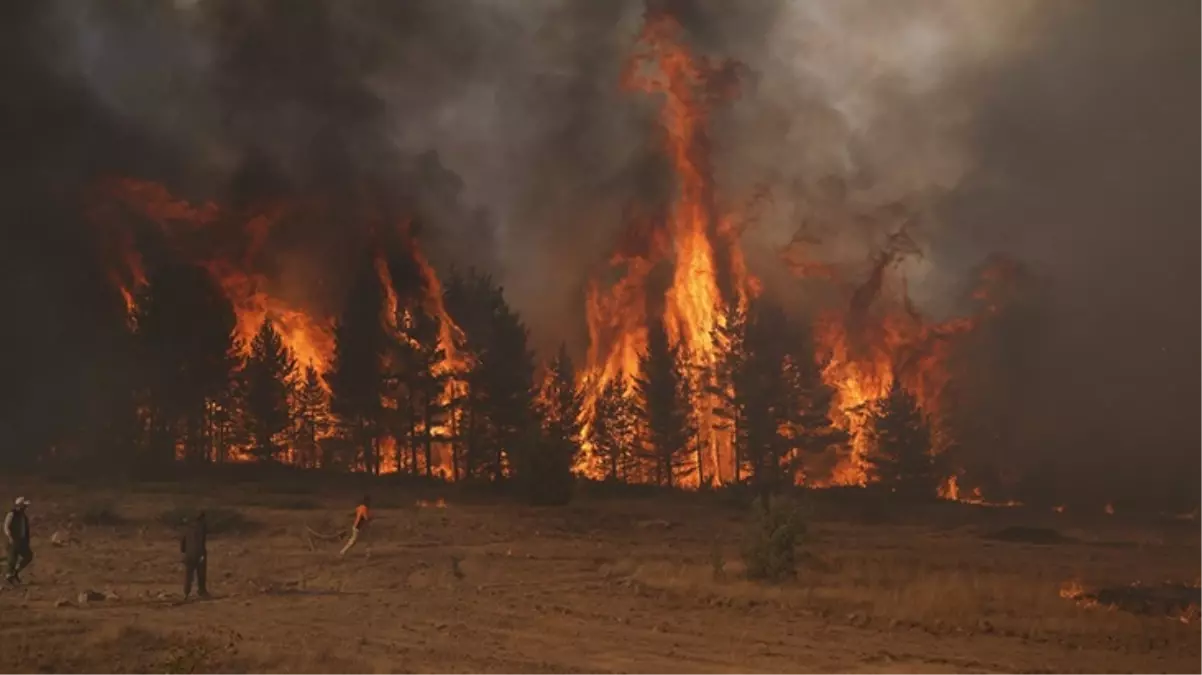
[0,479,1196,673]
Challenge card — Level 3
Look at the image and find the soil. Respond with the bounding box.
[0,480,1196,673]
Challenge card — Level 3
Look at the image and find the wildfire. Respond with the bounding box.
[374,225,471,477]
[575,10,1019,493]
[90,177,464,469]
[83,9,1027,493]
[89,177,337,374]
[578,11,752,486]
[1059,580,1102,610]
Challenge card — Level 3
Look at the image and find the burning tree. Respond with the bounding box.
[443,268,540,482]
[327,254,391,475]
[134,261,239,466]
[390,304,450,477]
[587,374,640,482]
[635,319,699,487]
[290,365,330,469]
[865,379,938,500]
[242,318,297,462]
[523,345,585,505]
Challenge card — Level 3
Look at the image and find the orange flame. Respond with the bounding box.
[373,228,469,478]
[89,178,463,471]
[578,11,752,486]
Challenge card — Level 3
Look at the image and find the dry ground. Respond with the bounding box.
[0,478,1196,673]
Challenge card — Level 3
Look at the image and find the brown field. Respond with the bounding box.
[0,477,1196,674]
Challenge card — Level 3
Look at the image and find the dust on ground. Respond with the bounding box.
[0,479,1196,673]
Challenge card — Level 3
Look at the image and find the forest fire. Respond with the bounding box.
[89,176,469,470]
[90,177,336,375]
[84,8,1016,496]
[574,10,1007,494]
[577,12,753,486]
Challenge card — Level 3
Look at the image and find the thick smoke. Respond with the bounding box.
[1,0,1196,501]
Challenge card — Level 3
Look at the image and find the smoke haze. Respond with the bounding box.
[1,0,1196,502]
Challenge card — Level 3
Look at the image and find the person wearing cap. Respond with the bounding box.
[180,511,208,599]
[4,497,33,585]
[339,495,371,556]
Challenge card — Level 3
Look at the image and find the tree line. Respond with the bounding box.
[15,244,944,504]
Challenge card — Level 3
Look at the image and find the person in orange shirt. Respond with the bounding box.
[339,495,371,556]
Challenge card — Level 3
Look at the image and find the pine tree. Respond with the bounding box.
[589,374,638,481]
[710,301,751,482]
[780,320,846,485]
[292,364,331,468]
[635,319,696,488]
[242,318,297,462]
[866,378,937,499]
[444,269,492,479]
[135,261,238,466]
[445,269,538,482]
[522,344,583,504]
[739,301,793,502]
[395,304,450,477]
[483,296,538,482]
[328,253,389,474]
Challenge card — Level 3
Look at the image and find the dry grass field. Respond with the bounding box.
[0,477,1196,673]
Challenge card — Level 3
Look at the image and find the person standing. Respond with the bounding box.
[339,495,371,556]
[180,511,208,599]
[4,497,33,585]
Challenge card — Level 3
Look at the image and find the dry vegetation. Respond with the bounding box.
[0,476,1196,673]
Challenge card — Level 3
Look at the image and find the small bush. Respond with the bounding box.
[80,501,126,526]
[158,506,258,535]
[741,496,807,583]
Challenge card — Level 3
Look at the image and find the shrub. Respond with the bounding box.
[741,496,806,583]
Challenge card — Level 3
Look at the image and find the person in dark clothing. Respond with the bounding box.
[5,497,33,585]
[180,511,208,599]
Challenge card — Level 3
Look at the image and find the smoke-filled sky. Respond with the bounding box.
[1,0,1197,499]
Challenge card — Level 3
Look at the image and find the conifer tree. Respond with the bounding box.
[589,374,638,481]
[444,269,538,482]
[780,320,846,484]
[135,261,238,465]
[710,301,751,482]
[866,378,937,499]
[328,254,389,474]
[292,364,331,468]
[243,318,297,462]
[396,305,450,477]
[635,319,696,487]
[739,301,793,502]
[521,344,582,504]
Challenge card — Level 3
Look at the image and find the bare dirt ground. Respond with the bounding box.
[0,478,1196,673]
